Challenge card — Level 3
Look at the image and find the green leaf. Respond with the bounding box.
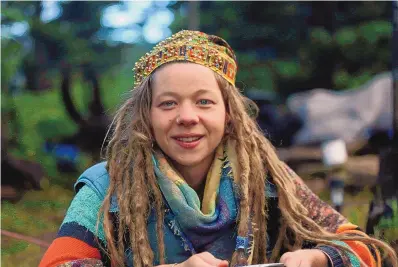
[272,60,300,78]
[333,70,351,89]
[358,20,392,44]
[334,27,357,46]
[1,7,26,22]
[310,27,332,45]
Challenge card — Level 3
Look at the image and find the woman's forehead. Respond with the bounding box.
[154,62,216,80]
[151,63,221,96]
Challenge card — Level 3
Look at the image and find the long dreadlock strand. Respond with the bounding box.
[130,148,153,267]
[246,136,268,263]
[232,139,251,266]
[144,148,166,264]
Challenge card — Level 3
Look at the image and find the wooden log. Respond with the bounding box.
[1,229,50,248]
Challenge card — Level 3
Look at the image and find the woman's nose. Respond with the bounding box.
[177,104,199,126]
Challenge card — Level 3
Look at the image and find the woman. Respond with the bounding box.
[40,30,397,267]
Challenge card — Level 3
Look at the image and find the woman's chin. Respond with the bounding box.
[173,157,203,167]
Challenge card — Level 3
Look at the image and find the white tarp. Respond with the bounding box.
[287,73,393,145]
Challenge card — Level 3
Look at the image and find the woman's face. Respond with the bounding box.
[150,62,227,169]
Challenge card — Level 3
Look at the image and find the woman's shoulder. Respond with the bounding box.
[74,161,110,200]
[75,162,120,213]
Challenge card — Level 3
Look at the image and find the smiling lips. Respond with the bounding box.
[172,135,204,149]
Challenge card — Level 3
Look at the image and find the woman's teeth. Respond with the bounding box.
[176,137,201,142]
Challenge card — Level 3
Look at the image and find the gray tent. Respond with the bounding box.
[287,73,392,145]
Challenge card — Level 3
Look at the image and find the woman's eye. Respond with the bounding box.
[160,101,176,108]
[197,99,213,105]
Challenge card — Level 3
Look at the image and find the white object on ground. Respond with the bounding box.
[321,139,348,166]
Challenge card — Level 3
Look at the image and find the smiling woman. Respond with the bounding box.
[150,63,227,190]
[39,30,397,267]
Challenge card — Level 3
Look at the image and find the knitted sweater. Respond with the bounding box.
[40,163,381,267]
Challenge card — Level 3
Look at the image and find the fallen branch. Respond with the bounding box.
[1,229,50,248]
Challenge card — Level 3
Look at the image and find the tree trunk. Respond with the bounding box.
[188,1,200,30]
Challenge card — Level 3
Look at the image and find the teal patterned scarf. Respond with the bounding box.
[152,140,246,260]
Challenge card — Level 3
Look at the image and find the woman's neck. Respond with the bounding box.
[171,154,214,195]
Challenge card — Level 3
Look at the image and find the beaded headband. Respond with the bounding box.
[133,30,237,87]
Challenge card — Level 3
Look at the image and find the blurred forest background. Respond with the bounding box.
[1,1,396,266]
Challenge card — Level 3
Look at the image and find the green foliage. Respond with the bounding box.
[335,27,358,46]
[374,198,398,243]
[270,60,300,79]
[2,238,44,267]
[333,70,375,89]
[1,185,74,266]
[1,186,73,234]
[9,73,77,162]
[1,1,123,79]
[235,54,274,91]
[1,59,133,185]
[1,5,26,21]
[1,65,133,265]
[2,240,30,256]
[333,69,352,89]
[358,20,392,44]
[1,38,24,90]
[169,2,393,96]
[310,27,333,46]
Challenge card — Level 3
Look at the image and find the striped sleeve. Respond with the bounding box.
[39,186,106,267]
[282,163,381,267]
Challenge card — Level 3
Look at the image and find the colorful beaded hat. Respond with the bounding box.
[133,30,237,87]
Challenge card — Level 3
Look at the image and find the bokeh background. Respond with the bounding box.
[1,1,397,266]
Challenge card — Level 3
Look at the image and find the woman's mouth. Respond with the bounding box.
[175,137,201,142]
[173,136,203,149]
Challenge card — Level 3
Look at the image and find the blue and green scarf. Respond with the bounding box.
[152,140,252,261]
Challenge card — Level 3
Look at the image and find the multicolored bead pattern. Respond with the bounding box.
[133,30,237,87]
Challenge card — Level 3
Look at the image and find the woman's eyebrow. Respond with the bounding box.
[192,89,217,97]
[155,89,216,99]
[154,91,179,98]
